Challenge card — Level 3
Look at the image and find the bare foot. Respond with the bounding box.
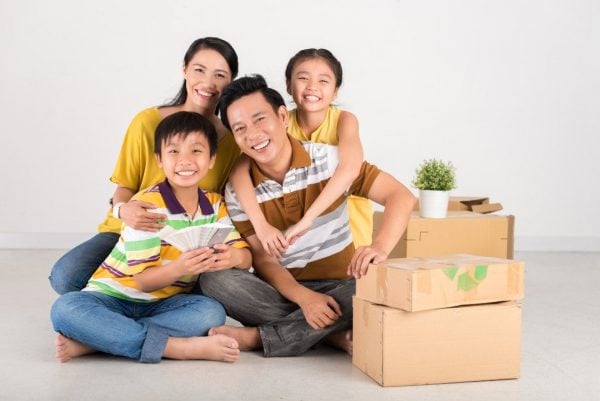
[55,334,95,363]
[164,334,240,363]
[326,329,352,356]
[208,325,261,351]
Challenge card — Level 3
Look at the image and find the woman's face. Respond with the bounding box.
[183,48,232,112]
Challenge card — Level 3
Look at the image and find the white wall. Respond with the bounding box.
[1,0,598,250]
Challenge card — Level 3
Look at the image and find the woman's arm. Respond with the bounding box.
[285,111,363,242]
[112,185,166,232]
[229,154,288,257]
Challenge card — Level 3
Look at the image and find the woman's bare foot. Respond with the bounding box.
[326,329,352,356]
[55,334,96,363]
[208,325,261,351]
[164,334,240,362]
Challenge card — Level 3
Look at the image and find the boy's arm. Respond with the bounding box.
[229,154,288,257]
[347,171,416,278]
[246,234,341,330]
[286,111,363,242]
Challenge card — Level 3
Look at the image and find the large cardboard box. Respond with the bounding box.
[353,298,521,386]
[374,211,514,259]
[357,254,524,311]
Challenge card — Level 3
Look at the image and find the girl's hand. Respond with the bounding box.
[119,200,166,232]
[173,247,216,276]
[284,217,314,245]
[255,222,288,259]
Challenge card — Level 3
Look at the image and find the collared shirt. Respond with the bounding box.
[225,137,380,280]
[86,180,248,302]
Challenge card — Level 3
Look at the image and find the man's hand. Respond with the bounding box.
[297,290,342,330]
[347,245,387,279]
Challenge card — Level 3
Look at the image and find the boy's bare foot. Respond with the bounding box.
[208,325,262,351]
[326,329,353,356]
[55,334,96,363]
[164,334,240,363]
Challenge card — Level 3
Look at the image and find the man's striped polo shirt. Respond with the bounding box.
[225,137,380,280]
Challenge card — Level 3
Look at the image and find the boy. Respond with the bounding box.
[51,111,252,363]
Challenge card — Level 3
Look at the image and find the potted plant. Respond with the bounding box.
[412,159,456,218]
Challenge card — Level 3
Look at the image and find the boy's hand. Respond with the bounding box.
[206,243,236,272]
[284,217,314,245]
[120,201,166,232]
[297,290,342,330]
[347,245,387,279]
[173,247,216,276]
[255,222,288,259]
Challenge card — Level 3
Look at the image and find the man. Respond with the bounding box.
[199,75,415,357]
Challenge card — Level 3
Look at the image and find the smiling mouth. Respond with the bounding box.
[252,140,270,151]
[196,89,216,98]
[304,95,320,102]
[176,170,197,176]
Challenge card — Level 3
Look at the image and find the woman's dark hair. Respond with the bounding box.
[219,75,286,131]
[163,37,239,107]
[284,48,343,88]
[154,111,218,158]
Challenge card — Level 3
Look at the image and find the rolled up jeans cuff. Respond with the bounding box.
[140,324,169,363]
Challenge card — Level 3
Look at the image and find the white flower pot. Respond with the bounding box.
[419,189,450,218]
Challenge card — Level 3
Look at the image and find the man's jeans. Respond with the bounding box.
[49,232,119,294]
[198,269,355,357]
[51,292,226,363]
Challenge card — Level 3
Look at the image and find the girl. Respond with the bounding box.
[50,37,241,294]
[229,48,372,258]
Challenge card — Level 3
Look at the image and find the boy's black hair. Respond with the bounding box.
[219,74,286,130]
[154,111,218,157]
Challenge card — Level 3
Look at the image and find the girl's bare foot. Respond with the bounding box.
[326,329,353,356]
[164,334,240,362]
[208,325,261,351]
[55,334,96,363]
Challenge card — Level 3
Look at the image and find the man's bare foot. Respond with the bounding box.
[208,325,261,351]
[326,329,352,356]
[55,334,96,363]
[164,334,240,363]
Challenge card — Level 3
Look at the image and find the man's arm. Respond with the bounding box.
[246,234,342,330]
[348,171,416,278]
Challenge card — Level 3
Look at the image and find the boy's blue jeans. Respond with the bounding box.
[51,292,225,363]
[49,232,119,294]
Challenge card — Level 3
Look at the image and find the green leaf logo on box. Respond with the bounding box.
[443,265,488,291]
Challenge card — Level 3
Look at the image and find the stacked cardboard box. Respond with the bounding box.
[374,196,514,259]
[353,254,524,386]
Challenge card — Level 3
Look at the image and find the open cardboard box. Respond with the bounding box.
[353,298,521,386]
[374,211,514,259]
[356,254,524,312]
[413,196,503,214]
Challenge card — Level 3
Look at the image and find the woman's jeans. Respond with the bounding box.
[49,232,119,294]
[51,292,226,363]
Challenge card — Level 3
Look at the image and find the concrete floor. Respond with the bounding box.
[0,250,598,401]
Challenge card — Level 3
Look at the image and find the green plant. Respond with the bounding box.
[412,159,456,191]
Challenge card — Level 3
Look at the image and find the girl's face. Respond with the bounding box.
[183,48,232,112]
[287,57,339,113]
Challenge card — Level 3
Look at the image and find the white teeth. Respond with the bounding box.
[305,95,320,102]
[252,140,269,150]
[197,90,214,97]
[176,170,196,176]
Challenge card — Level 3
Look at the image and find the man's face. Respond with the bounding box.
[227,91,289,166]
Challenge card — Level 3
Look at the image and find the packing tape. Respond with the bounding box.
[507,263,523,295]
[416,270,432,294]
[376,264,389,302]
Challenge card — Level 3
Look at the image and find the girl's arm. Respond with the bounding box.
[286,111,363,243]
[229,154,288,257]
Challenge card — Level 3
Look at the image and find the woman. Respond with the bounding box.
[50,37,240,294]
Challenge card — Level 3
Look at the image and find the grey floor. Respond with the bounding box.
[1,250,598,401]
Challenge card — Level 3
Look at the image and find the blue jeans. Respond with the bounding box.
[51,292,225,363]
[49,232,119,294]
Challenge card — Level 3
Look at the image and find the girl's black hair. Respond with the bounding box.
[284,48,343,88]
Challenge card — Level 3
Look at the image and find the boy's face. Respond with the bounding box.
[156,131,215,190]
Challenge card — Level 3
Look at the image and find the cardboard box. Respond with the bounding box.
[413,196,503,214]
[357,254,524,311]
[374,211,514,259]
[353,298,521,386]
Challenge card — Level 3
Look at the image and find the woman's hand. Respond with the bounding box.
[119,200,166,231]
